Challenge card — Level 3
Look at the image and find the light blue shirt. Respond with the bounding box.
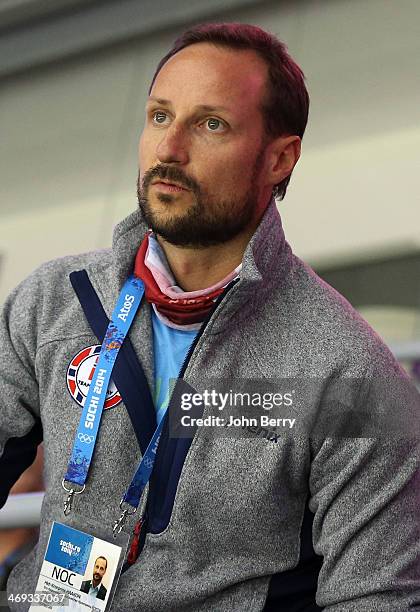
[88,582,100,598]
[151,311,198,424]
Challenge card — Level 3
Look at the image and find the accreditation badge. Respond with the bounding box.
[29,515,129,612]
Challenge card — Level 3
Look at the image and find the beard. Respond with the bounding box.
[137,151,265,248]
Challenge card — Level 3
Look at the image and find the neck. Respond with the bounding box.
[92,578,101,588]
[156,223,257,292]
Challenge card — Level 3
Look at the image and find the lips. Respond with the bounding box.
[152,180,189,191]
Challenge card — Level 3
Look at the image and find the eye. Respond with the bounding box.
[205,118,225,132]
[152,110,169,125]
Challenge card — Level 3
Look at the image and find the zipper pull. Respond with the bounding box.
[126,517,144,566]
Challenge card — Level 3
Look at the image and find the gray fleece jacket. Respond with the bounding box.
[1,199,420,611]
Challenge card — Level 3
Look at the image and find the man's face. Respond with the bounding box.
[138,42,273,247]
[93,558,106,583]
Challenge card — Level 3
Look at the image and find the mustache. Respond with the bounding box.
[140,164,200,194]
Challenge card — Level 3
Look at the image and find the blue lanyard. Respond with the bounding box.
[122,417,164,507]
[62,275,167,531]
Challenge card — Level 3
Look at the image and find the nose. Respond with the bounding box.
[156,123,189,165]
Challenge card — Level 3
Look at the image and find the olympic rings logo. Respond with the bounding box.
[143,457,154,469]
[78,433,94,444]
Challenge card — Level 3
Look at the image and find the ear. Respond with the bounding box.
[265,135,301,186]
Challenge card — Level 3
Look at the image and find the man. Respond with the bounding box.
[80,556,108,601]
[1,22,419,612]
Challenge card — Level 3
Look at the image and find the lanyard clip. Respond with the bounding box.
[64,490,74,516]
[62,479,85,516]
[113,499,137,538]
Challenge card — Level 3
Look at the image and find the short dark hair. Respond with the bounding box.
[149,22,310,200]
[95,556,107,570]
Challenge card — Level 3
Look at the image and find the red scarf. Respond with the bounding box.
[134,233,226,325]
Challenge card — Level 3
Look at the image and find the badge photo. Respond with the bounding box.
[66,345,122,409]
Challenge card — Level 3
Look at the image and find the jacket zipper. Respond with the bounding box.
[131,277,240,560]
[177,277,240,380]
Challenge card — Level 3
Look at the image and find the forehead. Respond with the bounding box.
[150,42,268,118]
[95,559,105,566]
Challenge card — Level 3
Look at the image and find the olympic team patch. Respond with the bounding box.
[66,345,122,409]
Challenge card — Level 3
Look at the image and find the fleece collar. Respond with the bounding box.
[112,197,290,294]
